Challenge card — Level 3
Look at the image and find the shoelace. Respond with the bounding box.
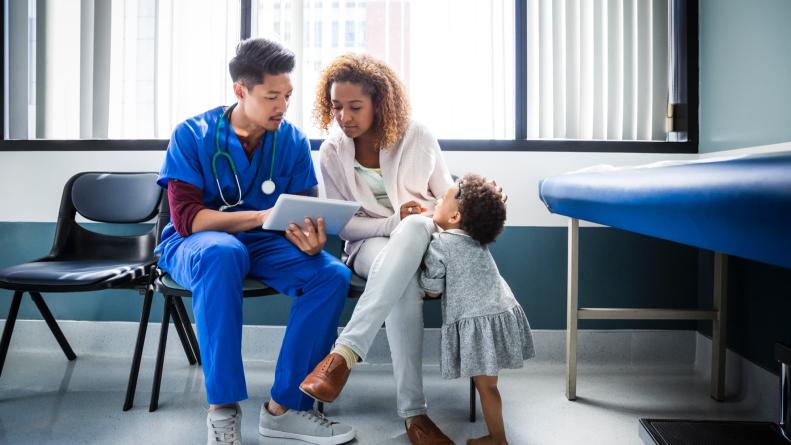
[209,414,240,444]
[320,355,335,372]
[298,409,336,428]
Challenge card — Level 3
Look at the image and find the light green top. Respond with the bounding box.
[354,160,393,211]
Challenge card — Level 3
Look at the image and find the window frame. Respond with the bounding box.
[0,0,698,154]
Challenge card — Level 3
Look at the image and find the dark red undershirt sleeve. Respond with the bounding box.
[168,179,206,237]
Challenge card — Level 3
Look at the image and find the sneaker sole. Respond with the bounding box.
[258,426,355,445]
[299,386,335,404]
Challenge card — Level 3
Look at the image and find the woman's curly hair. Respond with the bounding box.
[313,53,410,151]
[457,174,507,245]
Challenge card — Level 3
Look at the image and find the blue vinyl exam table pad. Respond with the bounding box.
[538,151,791,269]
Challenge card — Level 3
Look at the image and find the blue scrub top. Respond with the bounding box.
[156,106,317,246]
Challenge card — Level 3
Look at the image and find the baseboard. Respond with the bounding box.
[1,319,698,367]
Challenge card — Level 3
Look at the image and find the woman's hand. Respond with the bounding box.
[399,200,428,219]
[285,217,328,256]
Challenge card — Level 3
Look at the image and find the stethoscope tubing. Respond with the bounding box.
[211,103,277,211]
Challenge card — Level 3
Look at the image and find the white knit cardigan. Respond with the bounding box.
[319,120,454,261]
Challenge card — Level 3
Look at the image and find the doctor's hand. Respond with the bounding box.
[285,217,327,256]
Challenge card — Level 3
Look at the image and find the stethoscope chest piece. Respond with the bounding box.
[261,179,276,195]
[213,103,279,208]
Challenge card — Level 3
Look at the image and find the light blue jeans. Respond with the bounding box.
[336,215,435,418]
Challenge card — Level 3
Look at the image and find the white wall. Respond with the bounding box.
[0,148,698,225]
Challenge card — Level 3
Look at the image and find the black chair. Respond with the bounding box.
[0,172,194,411]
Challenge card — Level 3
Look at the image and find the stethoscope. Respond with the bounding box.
[211,103,278,211]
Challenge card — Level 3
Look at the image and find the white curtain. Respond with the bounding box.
[254,0,515,139]
[527,0,668,141]
[108,0,240,139]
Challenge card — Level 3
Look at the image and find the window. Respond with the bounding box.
[4,0,240,140]
[526,0,673,141]
[2,0,695,152]
[344,21,355,48]
[254,0,516,139]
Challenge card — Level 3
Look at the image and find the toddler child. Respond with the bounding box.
[420,174,535,445]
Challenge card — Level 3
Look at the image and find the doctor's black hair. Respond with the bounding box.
[229,38,295,88]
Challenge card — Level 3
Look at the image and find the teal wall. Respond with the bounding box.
[698,0,791,152]
[694,0,791,375]
[0,222,700,331]
[697,253,791,375]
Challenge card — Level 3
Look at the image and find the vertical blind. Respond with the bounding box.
[4,0,677,142]
[527,0,668,141]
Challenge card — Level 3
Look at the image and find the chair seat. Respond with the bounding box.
[349,273,367,297]
[159,273,277,297]
[0,259,152,289]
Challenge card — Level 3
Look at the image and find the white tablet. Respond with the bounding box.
[262,194,361,235]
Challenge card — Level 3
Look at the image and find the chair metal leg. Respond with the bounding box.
[150,296,172,412]
[318,401,324,414]
[173,297,200,366]
[29,292,76,361]
[169,298,197,366]
[123,277,155,411]
[0,291,24,378]
[469,377,476,422]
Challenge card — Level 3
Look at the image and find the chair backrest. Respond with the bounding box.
[49,172,163,262]
[72,173,161,223]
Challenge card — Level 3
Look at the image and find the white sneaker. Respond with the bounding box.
[258,402,356,445]
[207,406,242,445]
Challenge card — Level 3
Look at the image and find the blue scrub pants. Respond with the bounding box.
[157,229,350,410]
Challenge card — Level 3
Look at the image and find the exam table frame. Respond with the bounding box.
[564,218,728,401]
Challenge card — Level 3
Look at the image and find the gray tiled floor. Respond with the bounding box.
[0,350,774,445]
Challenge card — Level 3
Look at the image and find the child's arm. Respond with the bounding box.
[419,238,446,298]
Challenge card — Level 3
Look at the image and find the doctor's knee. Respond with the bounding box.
[194,236,250,274]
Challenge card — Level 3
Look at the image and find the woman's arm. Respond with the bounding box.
[339,213,401,242]
[320,145,402,241]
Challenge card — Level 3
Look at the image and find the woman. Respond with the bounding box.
[298,53,454,445]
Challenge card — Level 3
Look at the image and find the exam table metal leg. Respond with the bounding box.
[566,218,579,401]
[711,252,728,401]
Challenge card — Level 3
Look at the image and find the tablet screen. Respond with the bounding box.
[261,194,361,235]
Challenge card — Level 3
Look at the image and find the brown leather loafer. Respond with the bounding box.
[406,415,455,445]
[299,353,352,403]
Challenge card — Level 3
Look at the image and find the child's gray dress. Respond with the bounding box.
[419,229,535,379]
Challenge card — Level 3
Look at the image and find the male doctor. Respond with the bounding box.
[155,38,354,445]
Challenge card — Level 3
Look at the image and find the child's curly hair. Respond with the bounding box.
[313,53,410,151]
[457,174,507,245]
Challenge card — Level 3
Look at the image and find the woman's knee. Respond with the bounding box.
[394,215,434,238]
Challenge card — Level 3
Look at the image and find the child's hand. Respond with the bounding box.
[424,291,442,299]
